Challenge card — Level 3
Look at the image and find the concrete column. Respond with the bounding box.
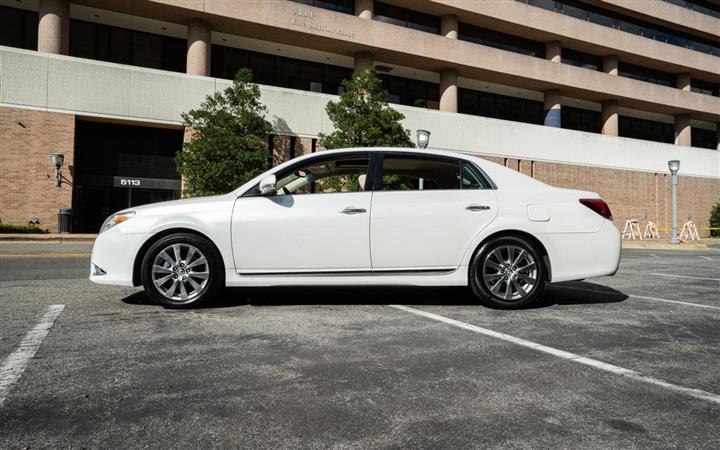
[439,69,458,113]
[187,19,212,76]
[441,14,458,39]
[603,55,618,76]
[38,0,69,54]
[355,0,373,19]
[677,73,691,91]
[543,90,561,128]
[546,41,561,63]
[674,114,692,147]
[354,51,374,71]
[601,100,619,136]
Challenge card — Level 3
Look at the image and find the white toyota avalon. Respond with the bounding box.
[90,147,621,309]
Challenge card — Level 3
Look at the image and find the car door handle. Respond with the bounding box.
[340,207,367,215]
[466,204,491,211]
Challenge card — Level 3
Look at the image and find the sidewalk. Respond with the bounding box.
[2,233,718,250]
[0,233,98,243]
[622,238,720,250]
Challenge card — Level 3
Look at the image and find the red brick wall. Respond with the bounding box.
[0,108,75,232]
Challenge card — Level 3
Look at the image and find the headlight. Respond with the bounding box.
[100,211,135,233]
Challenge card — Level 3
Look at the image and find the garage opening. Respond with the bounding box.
[72,119,183,233]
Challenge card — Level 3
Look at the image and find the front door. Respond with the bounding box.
[370,153,498,270]
[231,153,373,273]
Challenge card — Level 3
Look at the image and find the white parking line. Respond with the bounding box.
[698,256,715,261]
[389,304,720,406]
[0,305,65,408]
[554,285,720,311]
[649,273,720,282]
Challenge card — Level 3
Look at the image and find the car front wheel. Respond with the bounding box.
[470,236,545,309]
[140,233,224,308]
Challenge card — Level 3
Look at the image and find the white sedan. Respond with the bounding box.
[90,148,621,309]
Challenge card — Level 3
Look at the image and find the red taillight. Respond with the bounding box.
[579,198,612,220]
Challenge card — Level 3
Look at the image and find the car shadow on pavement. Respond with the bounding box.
[122,281,627,310]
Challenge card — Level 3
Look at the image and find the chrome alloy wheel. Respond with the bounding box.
[481,245,537,301]
[151,243,209,303]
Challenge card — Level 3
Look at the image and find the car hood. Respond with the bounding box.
[125,193,236,213]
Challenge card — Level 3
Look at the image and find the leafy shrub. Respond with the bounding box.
[0,223,49,234]
[710,201,720,238]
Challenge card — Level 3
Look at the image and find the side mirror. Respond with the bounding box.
[259,174,277,195]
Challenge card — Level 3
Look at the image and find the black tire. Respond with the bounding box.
[469,236,546,309]
[140,233,224,309]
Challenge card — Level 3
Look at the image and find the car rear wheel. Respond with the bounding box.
[470,236,545,309]
[140,233,224,308]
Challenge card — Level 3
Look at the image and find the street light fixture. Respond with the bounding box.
[668,159,680,244]
[416,129,430,149]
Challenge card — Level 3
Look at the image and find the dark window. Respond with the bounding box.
[380,75,439,109]
[459,88,544,126]
[561,106,601,133]
[374,2,440,34]
[290,0,355,15]
[381,155,460,191]
[461,162,493,189]
[562,48,602,71]
[518,0,720,56]
[459,22,545,57]
[69,19,186,72]
[691,78,719,97]
[619,116,674,144]
[663,0,720,19]
[211,45,354,96]
[0,6,38,50]
[618,62,676,87]
[692,128,717,150]
[273,154,371,195]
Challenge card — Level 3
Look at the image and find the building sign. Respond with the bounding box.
[113,176,181,190]
[290,6,354,38]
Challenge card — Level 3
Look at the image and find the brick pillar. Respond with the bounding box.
[439,69,458,113]
[38,0,69,54]
[677,73,691,91]
[441,14,458,39]
[187,19,212,76]
[674,113,692,147]
[603,55,618,76]
[546,41,561,63]
[601,100,619,136]
[543,90,561,128]
[355,0,373,19]
[354,51,373,71]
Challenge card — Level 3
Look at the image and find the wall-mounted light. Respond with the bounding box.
[416,129,431,149]
[50,152,71,187]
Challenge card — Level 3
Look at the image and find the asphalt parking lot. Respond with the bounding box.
[0,243,718,449]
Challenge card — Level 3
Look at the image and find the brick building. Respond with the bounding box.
[0,0,718,233]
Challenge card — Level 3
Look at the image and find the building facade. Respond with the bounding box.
[0,0,718,234]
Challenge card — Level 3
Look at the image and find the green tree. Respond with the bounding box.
[177,68,272,197]
[710,201,720,238]
[319,68,413,150]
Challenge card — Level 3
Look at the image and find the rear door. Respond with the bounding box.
[369,153,498,270]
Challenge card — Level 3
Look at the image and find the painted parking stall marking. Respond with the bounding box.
[648,273,720,282]
[0,304,65,408]
[555,285,720,311]
[389,304,720,406]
